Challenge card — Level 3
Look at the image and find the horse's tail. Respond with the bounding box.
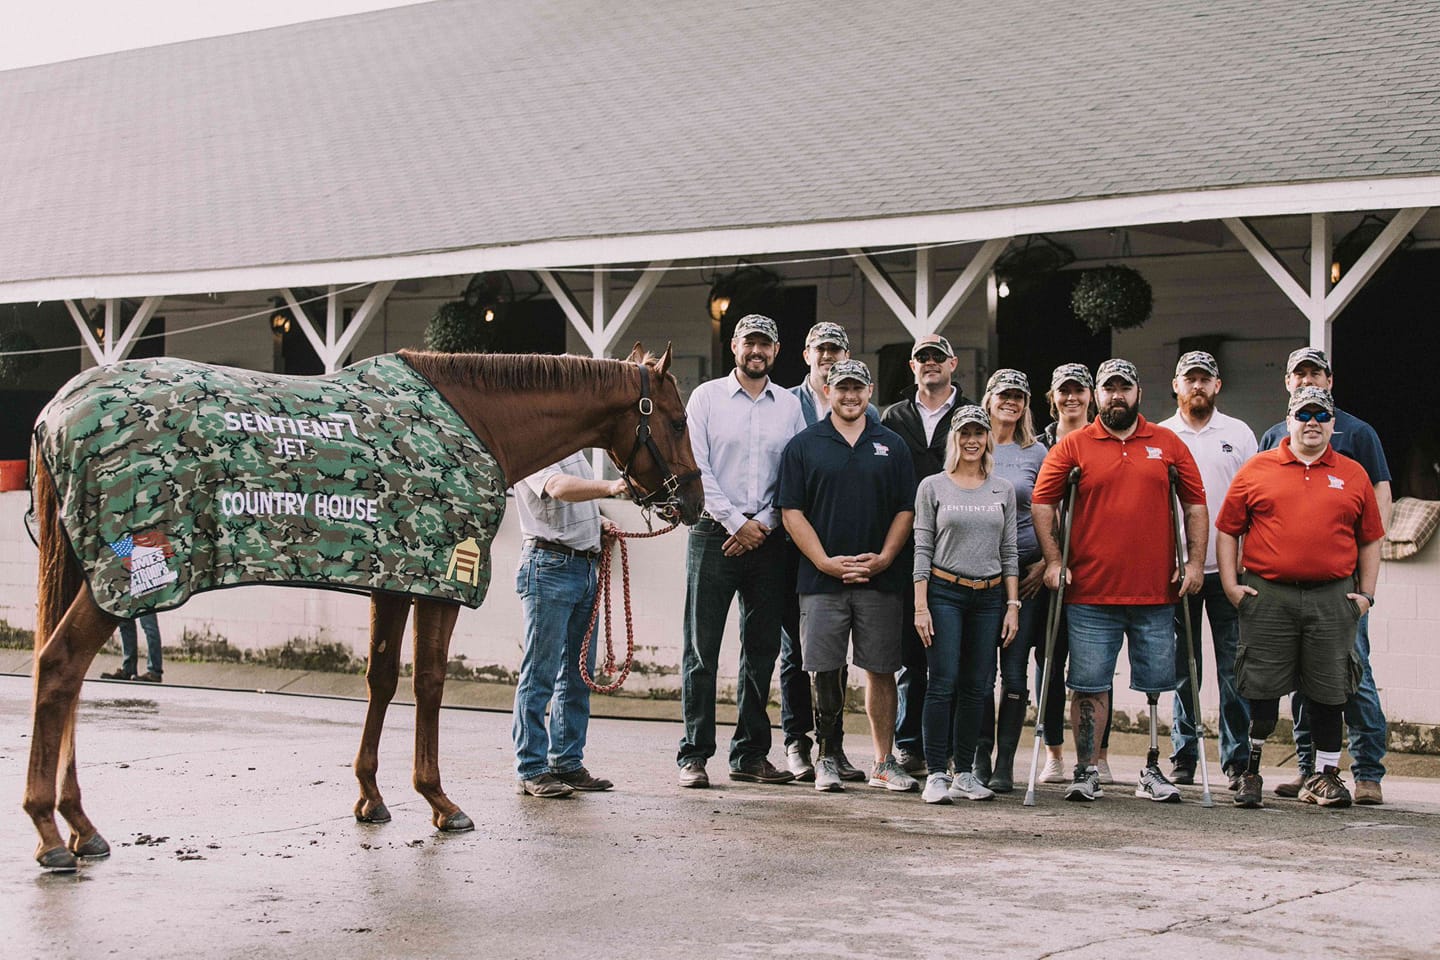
[33,459,83,659]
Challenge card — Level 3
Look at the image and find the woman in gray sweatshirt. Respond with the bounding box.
[912,405,1019,804]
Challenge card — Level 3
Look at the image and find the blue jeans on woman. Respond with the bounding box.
[512,546,599,781]
[923,578,1005,775]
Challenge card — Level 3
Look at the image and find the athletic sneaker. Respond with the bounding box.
[895,749,928,776]
[869,755,920,792]
[1094,758,1114,785]
[1040,755,1068,784]
[1234,772,1264,809]
[814,756,844,793]
[946,771,996,802]
[1299,766,1352,808]
[922,773,953,804]
[1064,765,1102,802]
[1136,764,1182,803]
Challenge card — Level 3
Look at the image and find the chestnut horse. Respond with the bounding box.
[24,344,702,870]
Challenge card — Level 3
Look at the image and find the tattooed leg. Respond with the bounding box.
[1071,692,1110,768]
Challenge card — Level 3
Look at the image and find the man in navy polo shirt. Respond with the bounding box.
[779,359,919,793]
[1258,347,1391,805]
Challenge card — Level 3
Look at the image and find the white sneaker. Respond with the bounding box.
[1095,758,1114,784]
[1064,765,1103,802]
[947,771,996,802]
[814,756,844,793]
[922,773,953,804]
[1136,764,1182,803]
[1040,755,1068,784]
[869,755,920,792]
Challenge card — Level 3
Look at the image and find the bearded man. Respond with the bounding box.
[676,314,807,789]
[1032,359,1208,802]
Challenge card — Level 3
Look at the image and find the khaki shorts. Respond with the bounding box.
[798,590,902,673]
[1234,572,1363,705]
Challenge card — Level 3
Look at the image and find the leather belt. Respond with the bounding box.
[527,538,601,560]
[930,567,1002,590]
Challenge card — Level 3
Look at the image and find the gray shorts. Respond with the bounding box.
[798,590,903,673]
[1235,572,1363,705]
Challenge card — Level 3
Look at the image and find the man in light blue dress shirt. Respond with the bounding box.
[676,314,807,788]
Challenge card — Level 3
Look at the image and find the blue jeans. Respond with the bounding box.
[119,614,163,677]
[1066,603,1178,694]
[923,579,1004,775]
[1291,612,1387,781]
[678,521,784,769]
[511,546,598,781]
[1171,573,1250,774]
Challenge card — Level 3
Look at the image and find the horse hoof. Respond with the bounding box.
[436,811,474,833]
[37,847,79,872]
[70,833,111,860]
[355,802,391,824]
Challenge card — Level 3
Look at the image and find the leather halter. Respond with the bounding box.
[621,364,700,521]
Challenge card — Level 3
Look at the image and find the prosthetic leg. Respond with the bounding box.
[1135,692,1182,802]
[1024,467,1080,807]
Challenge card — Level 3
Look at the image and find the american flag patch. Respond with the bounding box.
[108,534,135,558]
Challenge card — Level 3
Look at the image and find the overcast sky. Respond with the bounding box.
[0,0,434,71]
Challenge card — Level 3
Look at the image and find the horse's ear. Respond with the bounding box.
[657,342,673,377]
[625,342,645,364]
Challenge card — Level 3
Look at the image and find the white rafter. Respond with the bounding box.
[537,260,672,357]
[849,238,1010,341]
[280,283,395,372]
[63,296,162,365]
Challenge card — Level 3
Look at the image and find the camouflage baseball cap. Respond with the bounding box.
[1286,346,1331,374]
[950,404,992,432]
[1095,358,1140,387]
[1175,350,1220,378]
[805,321,849,351]
[986,368,1031,396]
[826,358,873,387]
[732,314,779,342]
[1050,362,1094,391]
[1288,385,1335,416]
[911,334,956,359]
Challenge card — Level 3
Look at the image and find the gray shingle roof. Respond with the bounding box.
[2,0,1439,290]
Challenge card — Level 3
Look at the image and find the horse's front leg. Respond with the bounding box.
[24,586,117,870]
[411,599,472,832]
[353,593,410,823]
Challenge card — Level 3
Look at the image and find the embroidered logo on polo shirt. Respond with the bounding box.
[1327,475,1345,489]
[872,442,890,456]
[1146,446,1163,459]
[1221,442,1234,453]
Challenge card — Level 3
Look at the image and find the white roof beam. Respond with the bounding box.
[65,299,106,367]
[108,296,162,363]
[1222,217,1310,315]
[926,238,1010,336]
[1325,206,1429,319]
[280,288,333,363]
[848,250,921,338]
[326,281,396,372]
[538,262,670,358]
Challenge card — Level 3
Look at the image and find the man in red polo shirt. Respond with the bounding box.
[1033,358,1207,802]
[1217,386,1384,810]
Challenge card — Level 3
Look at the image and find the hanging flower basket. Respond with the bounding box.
[424,300,494,353]
[1070,266,1152,334]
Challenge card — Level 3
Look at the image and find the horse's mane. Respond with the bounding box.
[399,350,643,394]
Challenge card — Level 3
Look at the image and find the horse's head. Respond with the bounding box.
[607,342,704,526]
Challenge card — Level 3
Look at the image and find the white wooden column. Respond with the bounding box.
[64,296,163,366]
[1223,208,1428,355]
[848,239,1010,341]
[536,260,672,475]
[281,281,396,372]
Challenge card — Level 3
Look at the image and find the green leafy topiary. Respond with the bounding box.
[1070,266,1153,334]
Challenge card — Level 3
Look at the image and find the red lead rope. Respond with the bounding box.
[579,522,679,693]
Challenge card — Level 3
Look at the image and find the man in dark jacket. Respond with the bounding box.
[879,333,971,773]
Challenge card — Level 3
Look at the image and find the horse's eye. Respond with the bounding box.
[672,417,687,435]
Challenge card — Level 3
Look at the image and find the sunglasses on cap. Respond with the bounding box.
[1293,409,1333,423]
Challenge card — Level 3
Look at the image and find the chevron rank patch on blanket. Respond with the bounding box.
[33,354,506,617]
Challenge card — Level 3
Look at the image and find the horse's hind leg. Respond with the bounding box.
[59,703,111,860]
[24,585,117,870]
[411,599,471,832]
[353,593,410,823]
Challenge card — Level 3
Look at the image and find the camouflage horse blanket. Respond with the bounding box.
[33,354,506,618]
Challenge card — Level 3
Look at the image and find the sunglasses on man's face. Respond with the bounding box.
[914,351,948,364]
[1293,409,1333,423]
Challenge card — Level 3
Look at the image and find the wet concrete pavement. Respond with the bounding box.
[3,673,1440,960]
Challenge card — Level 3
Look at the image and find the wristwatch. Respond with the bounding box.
[1358,591,1375,607]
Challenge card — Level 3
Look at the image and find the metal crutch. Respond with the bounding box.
[1169,464,1214,808]
[1023,466,1080,807]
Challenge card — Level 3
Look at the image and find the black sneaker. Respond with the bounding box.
[1299,766,1352,808]
[1169,758,1196,786]
[729,757,796,784]
[1234,772,1264,808]
[1064,765,1102,802]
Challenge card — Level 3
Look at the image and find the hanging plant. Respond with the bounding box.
[1070,265,1153,334]
[0,329,41,386]
[424,300,495,353]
